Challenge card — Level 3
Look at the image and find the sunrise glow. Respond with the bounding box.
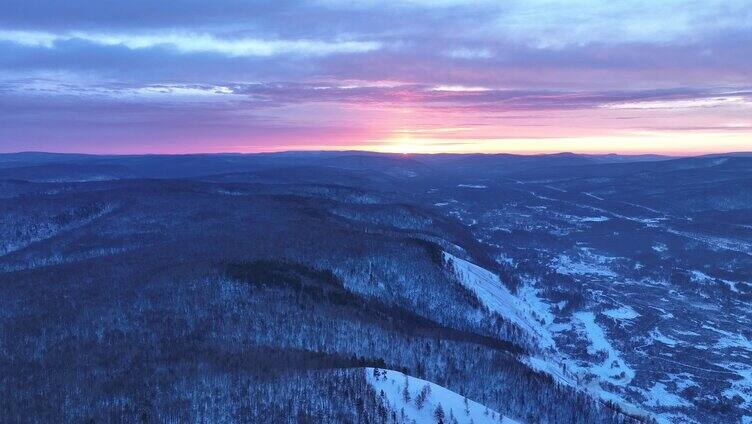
[1,1,750,154]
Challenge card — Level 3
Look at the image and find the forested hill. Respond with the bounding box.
[3,151,749,423]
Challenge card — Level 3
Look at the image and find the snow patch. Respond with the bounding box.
[652,243,668,253]
[719,363,752,410]
[572,312,635,386]
[722,279,741,293]
[583,192,605,200]
[517,282,555,326]
[603,306,640,320]
[496,253,515,266]
[580,216,610,222]
[689,270,713,284]
[365,368,518,424]
[556,213,610,223]
[444,252,555,350]
[524,356,577,387]
[665,373,699,392]
[642,383,692,408]
[704,326,752,351]
[552,249,617,277]
[649,330,681,347]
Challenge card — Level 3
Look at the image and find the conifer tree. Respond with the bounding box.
[434,404,445,424]
[415,384,431,410]
[402,376,411,403]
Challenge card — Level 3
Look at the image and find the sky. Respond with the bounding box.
[1,0,751,155]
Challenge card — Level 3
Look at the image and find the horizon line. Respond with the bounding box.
[2,149,752,158]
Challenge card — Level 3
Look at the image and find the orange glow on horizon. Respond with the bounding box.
[338,130,749,156]
[215,131,751,157]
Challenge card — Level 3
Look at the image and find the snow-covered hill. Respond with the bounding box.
[365,368,520,424]
[443,252,556,351]
[443,251,649,420]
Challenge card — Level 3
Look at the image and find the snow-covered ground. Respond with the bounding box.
[427,178,752,423]
[652,243,668,253]
[551,249,618,277]
[571,311,635,386]
[648,329,681,347]
[365,368,519,424]
[443,252,555,350]
[603,306,640,320]
[641,383,692,408]
[720,363,752,412]
[443,251,675,423]
[444,252,643,412]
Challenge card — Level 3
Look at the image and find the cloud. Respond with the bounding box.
[1,0,751,153]
[445,48,493,59]
[0,30,380,57]
[601,96,752,110]
[7,76,752,112]
[226,82,752,113]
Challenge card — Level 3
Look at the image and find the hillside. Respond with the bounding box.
[1,152,749,423]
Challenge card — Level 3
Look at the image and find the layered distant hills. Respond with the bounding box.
[1,151,750,423]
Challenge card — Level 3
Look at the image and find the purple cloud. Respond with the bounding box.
[0,0,751,153]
